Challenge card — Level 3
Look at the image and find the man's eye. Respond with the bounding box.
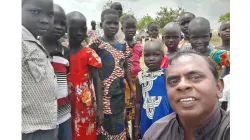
[167,79,179,85]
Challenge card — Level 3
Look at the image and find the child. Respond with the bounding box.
[134,39,173,140]
[218,21,230,51]
[89,9,134,140]
[187,17,230,75]
[161,22,182,68]
[22,0,58,139]
[88,20,99,42]
[147,22,160,39]
[110,2,125,41]
[39,4,72,140]
[218,21,230,77]
[136,30,150,71]
[178,12,195,48]
[121,14,141,140]
[66,11,104,140]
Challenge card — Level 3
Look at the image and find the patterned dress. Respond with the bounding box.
[138,69,174,137]
[88,39,131,140]
[67,47,102,140]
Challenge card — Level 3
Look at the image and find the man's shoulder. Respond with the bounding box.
[152,112,176,126]
[143,113,177,139]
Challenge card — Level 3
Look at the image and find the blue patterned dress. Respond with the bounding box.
[138,69,173,137]
[88,38,131,140]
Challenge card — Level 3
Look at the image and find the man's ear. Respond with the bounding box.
[121,27,124,33]
[216,79,224,99]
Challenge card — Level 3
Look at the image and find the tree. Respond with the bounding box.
[103,0,113,10]
[218,12,230,23]
[137,14,155,30]
[154,6,185,29]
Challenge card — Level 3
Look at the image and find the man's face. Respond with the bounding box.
[166,54,223,119]
[22,0,54,37]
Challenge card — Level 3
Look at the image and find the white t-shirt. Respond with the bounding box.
[220,74,230,111]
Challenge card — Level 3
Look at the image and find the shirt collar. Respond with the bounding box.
[176,108,222,137]
[22,26,37,42]
[22,25,49,56]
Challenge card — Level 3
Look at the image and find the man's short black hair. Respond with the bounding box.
[169,49,219,81]
[101,9,119,23]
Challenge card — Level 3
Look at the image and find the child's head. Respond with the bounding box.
[144,38,164,71]
[110,2,123,18]
[147,22,160,39]
[218,21,230,42]
[188,17,211,54]
[43,4,66,41]
[178,12,195,37]
[101,9,120,39]
[67,11,87,45]
[91,20,96,29]
[162,22,181,52]
[121,15,137,40]
[22,0,54,38]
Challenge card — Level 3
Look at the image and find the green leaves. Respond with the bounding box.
[218,12,230,23]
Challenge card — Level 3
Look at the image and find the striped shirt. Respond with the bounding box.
[22,26,57,133]
[49,45,71,125]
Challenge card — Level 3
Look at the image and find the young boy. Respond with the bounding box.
[22,0,58,140]
[218,21,230,77]
[187,17,230,76]
[218,21,230,51]
[110,2,125,41]
[39,4,72,140]
[88,9,134,140]
[161,22,182,68]
[147,22,160,39]
[178,12,195,48]
[121,14,140,140]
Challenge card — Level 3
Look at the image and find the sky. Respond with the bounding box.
[54,0,230,31]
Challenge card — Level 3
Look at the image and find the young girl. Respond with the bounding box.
[89,9,134,140]
[66,11,103,140]
[134,39,173,140]
[121,14,141,140]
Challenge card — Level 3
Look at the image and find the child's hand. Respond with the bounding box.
[96,107,104,128]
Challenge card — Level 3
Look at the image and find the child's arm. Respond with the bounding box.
[89,65,103,128]
[134,77,142,140]
[124,59,135,100]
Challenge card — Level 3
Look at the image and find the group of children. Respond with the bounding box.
[22,0,230,140]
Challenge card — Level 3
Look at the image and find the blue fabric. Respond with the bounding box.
[58,118,72,140]
[140,69,173,137]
